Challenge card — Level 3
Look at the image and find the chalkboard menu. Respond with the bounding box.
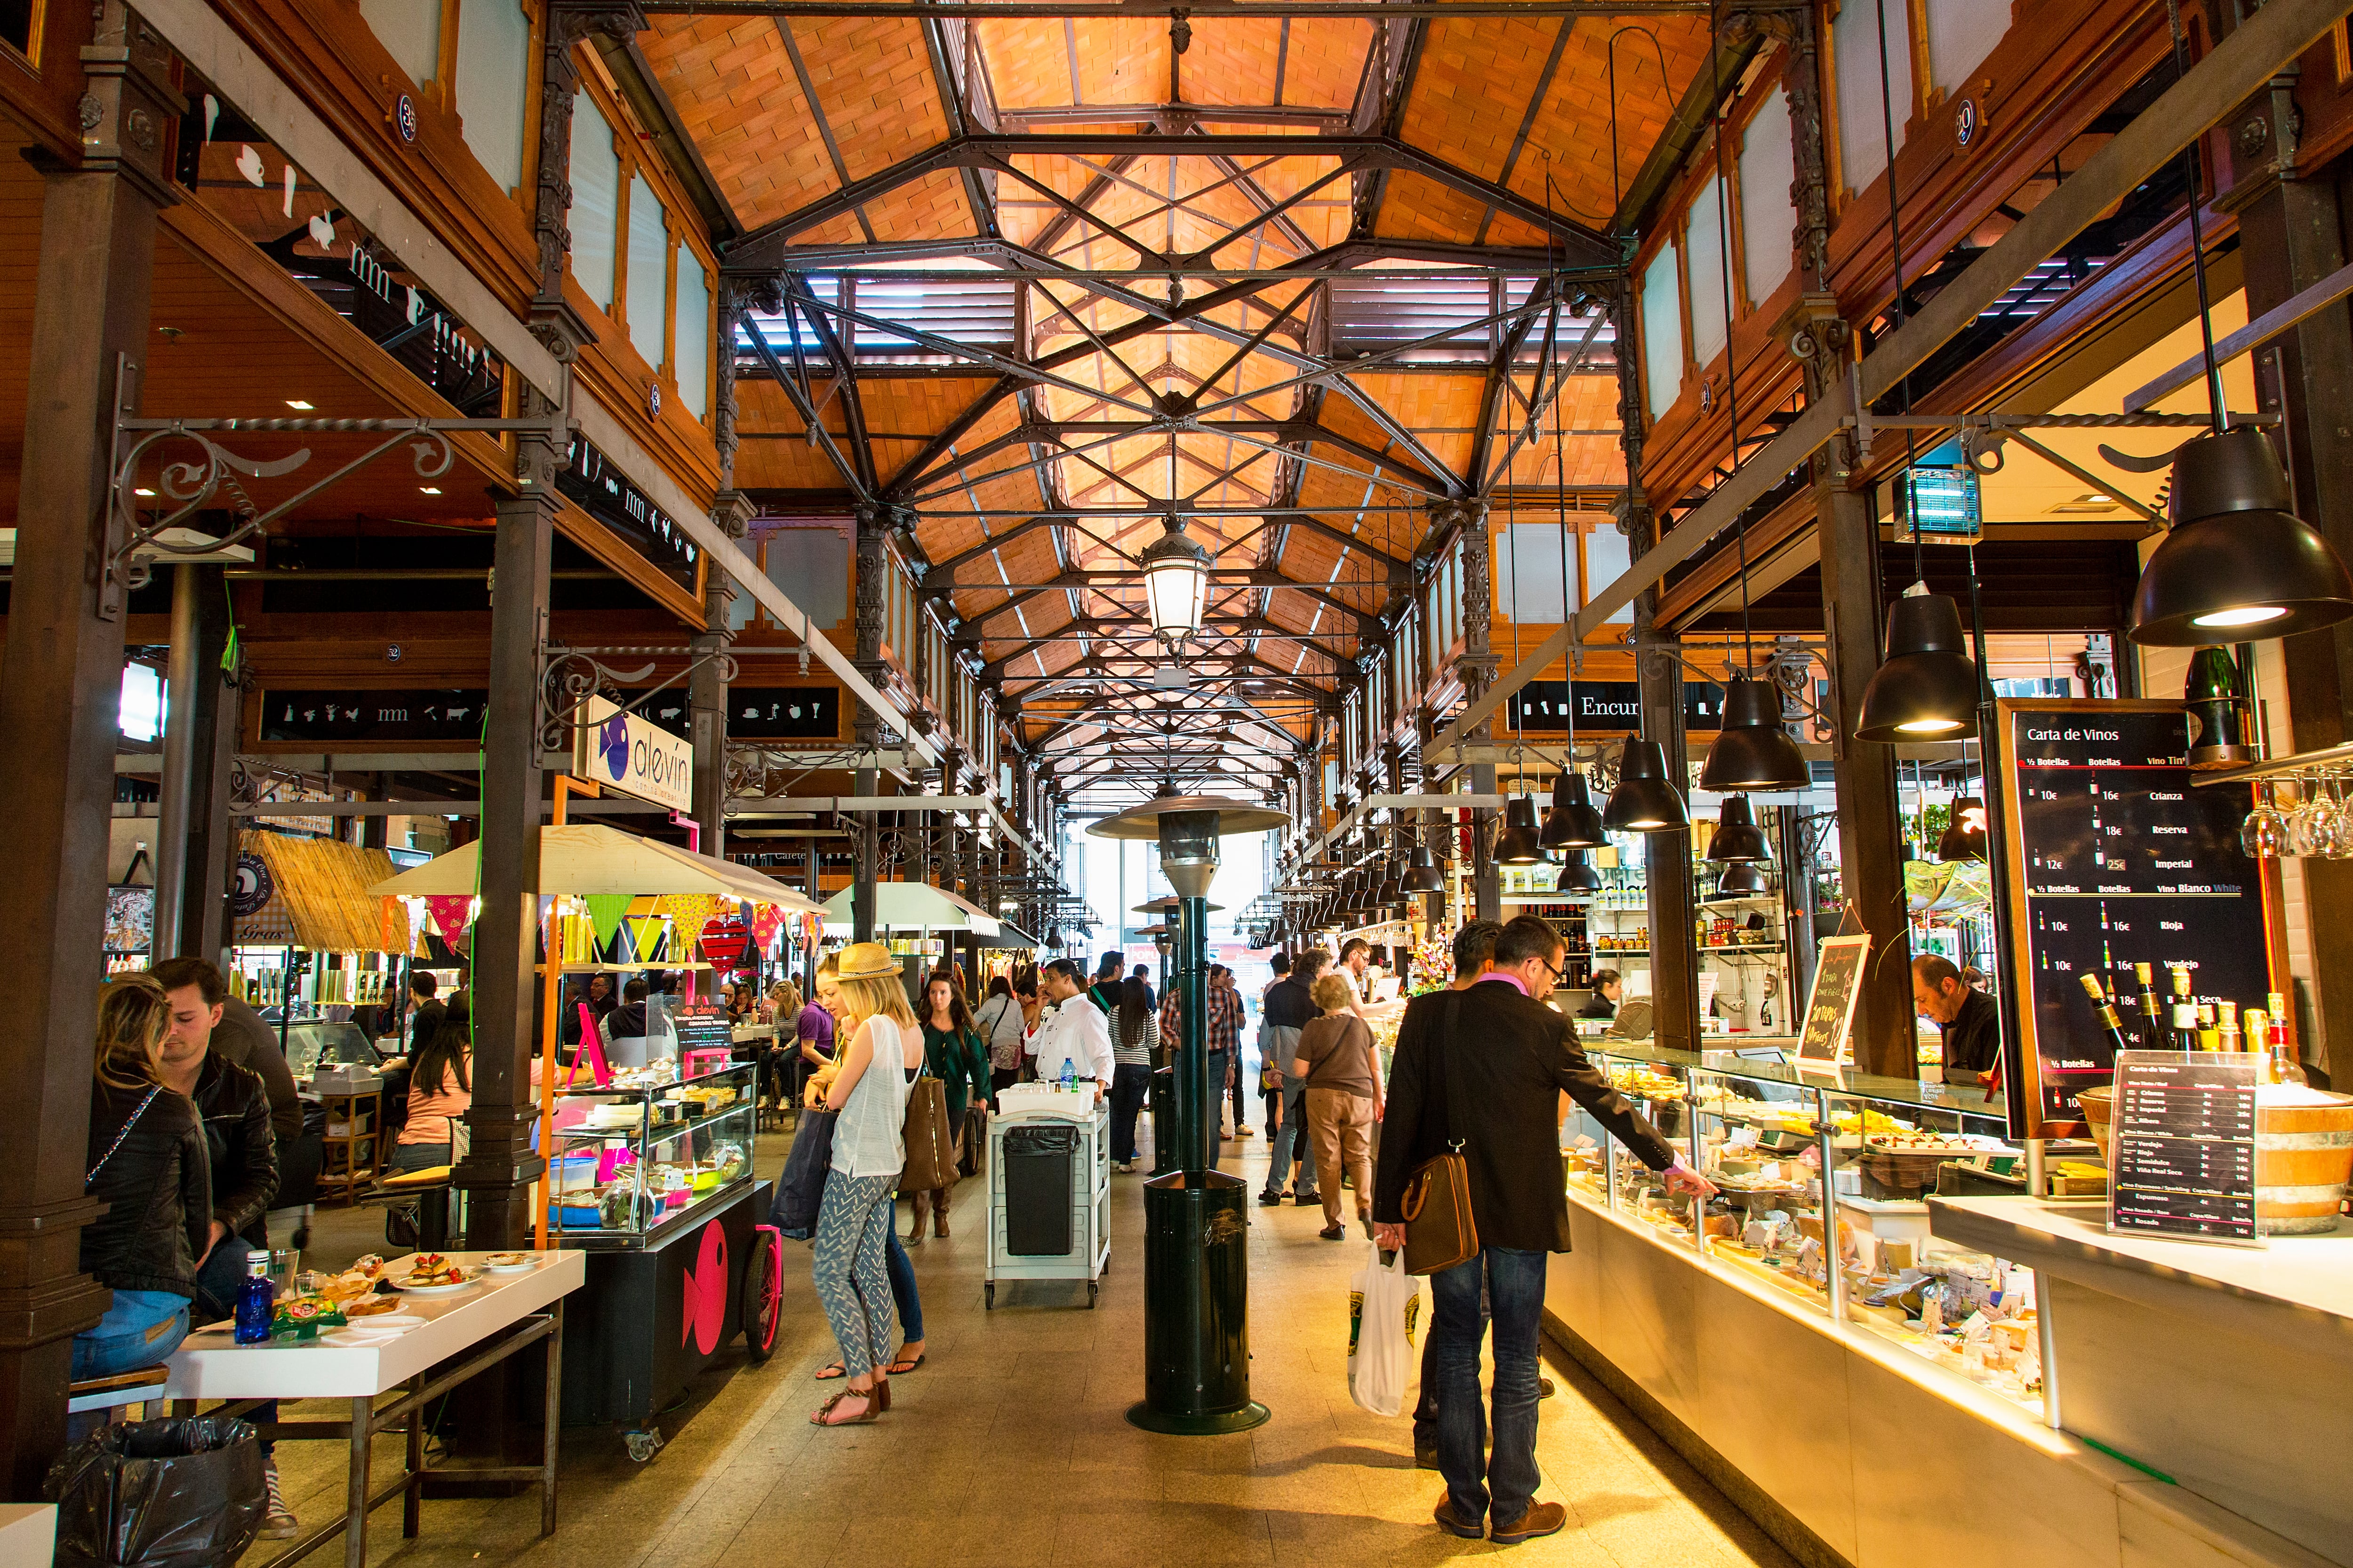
[1795,934,1871,1072]
[2105,1050,2263,1246]
[673,1004,734,1066]
[1997,700,2273,1140]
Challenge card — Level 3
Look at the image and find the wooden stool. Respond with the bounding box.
[66,1366,171,1421]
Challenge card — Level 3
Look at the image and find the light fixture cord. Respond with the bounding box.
[1870,0,1926,582]
[2166,0,2228,433]
[1706,23,1754,675]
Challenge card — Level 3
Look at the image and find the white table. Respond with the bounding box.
[165,1250,584,1568]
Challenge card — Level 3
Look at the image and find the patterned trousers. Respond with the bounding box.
[812,1171,898,1381]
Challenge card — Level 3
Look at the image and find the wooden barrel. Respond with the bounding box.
[2073,1086,2353,1234]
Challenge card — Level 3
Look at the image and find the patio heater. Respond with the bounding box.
[1092,794,1285,1434]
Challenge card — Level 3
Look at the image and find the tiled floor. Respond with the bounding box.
[262,1121,1793,1568]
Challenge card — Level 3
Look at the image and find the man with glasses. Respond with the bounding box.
[1374,915,1716,1545]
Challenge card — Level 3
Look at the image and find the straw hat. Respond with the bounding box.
[835,942,901,981]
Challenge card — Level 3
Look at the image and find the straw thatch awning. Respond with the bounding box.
[237,831,427,954]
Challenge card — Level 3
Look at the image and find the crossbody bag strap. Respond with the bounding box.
[1436,991,1470,1152]
[86,1085,163,1189]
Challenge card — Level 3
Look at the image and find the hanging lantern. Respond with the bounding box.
[1699,676,1811,792]
[1540,769,1608,848]
[1855,585,1978,742]
[1493,795,1549,864]
[1704,795,1771,863]
[1141,514,1211,642]
[1555,849,1603,894]
[1602,740,1688,832]
[2129,428,2353,645]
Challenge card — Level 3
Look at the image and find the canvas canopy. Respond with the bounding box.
[368,823,822,910]
[821,880,1001,936]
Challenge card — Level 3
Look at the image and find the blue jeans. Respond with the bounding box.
[1261,1082,1317,1196]
[886,1226,923,1344]
[1431,1248,1548,1525]
[1109,1064,1151,1163]
[72,1288,190,1381]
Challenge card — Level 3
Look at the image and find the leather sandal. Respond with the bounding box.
[810,1388,880,1426]
[814,1362,847,1381]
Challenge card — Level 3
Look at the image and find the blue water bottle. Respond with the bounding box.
[234,1250,276,1345]
[1059,1058,1075,1093]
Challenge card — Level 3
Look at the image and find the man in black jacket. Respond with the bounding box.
[1373,916,1716,1545]
[152,956,295,1537]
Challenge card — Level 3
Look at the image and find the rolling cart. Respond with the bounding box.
[984,1085,1110,1309]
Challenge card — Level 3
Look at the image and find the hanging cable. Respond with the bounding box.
[1870,0,1927,583]
[1705,20,1754,674]
[2165,0,2228,432]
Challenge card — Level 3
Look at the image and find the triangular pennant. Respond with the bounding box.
[406,899,429,953]
[625,917,665,963]
[584,895,632,952]
[423,895,475,945]
[749,904,784,952]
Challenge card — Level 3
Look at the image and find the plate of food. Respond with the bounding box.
[389,1254,477,1294]
[483,1252,536,1273]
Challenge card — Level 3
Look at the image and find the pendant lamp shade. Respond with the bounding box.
[1714,864,1770,898]
[1494,795,1549,864]
[1705,794,1771,863]
[1402,840,1447,893]
[1140,514,1212,640]
[1937,797,1989,862]
[2130,428,2353,644]
[1540,770,1609,848]
[1699,677,1811,792]
[1602,740,1689,832]
[1556,849,1603,894]
[1855,588,1979,742]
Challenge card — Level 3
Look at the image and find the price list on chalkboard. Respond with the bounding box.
[1999,701,2272,1139]
[2105,1050,2263,1245]
[673,1004,734,1066]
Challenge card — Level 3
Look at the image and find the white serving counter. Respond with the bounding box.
[1545,1186,2337,1568]
[1932,1196,2353,1566]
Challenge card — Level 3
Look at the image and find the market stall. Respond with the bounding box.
[371,825,821,1458]
[231,829,431,1019]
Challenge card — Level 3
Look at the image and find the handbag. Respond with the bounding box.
[771,1107,838,1240]
[897,1061,955,1193]
[1401,994,1479,1277]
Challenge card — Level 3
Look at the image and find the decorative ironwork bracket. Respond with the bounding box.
[537,642,740,756]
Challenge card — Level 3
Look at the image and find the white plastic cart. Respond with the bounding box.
[984,1085,1111,1308]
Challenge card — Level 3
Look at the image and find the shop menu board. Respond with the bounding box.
[672,1003,733,1063]
[1795,934,1871,1072]
[1997,701,2273,1139]
[2105,1050,2263,1246]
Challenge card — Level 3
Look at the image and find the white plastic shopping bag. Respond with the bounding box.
[1347,1242,1422,1416]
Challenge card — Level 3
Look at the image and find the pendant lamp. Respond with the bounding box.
[1937,798,1988,862]
[1704,794,1771,863]
[1855,585,1978,742]
[2130,428,2353,644]
[1603,739,1689,832]
[1713,863,1770,898]
[1493,794,1549,864]
[1699,677,1811,792]
[1556,849,1603,894]
[1402,831,1447,893]
[1540,768,1609,848]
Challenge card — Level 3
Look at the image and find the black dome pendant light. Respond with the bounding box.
[1704,794,1771,864]
[2129,427,2353,643]
[1603,735,1688,832]
[1540,768,1608,849]
[1855,585,1979,742]
[1701,677,1811,792]
[1555,848,1604,895]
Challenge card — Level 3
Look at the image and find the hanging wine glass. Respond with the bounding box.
[2242,780,2288,860]
[2289,772,2341,858]
[2321,773,2353,860]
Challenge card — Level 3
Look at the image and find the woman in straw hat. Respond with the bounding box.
[808,942,923,1425]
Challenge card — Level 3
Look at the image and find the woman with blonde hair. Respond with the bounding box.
[1292,970,1383,1240]
[75,976,213,1378]
[808,944,923,1424]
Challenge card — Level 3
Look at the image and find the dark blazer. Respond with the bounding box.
[1373,980,1677,1252]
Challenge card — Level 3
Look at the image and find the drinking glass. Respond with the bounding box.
[2242,781,2288,860]
[2289,775,2338,858]
[2320,775,2353,860]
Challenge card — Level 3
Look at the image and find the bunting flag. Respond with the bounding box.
[749,904,784,952]
[584,895,632,954]
[625,917,666,963]
[423,895,475,945]
[379,897,407,955]
[656,894,720,957]
[406,899,430,953]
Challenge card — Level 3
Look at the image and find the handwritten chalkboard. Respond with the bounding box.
[1795,934,1871,1073]
[672,1004,733,1069]
[1997,700,2273,1140]
[2105,1050,2263,1246]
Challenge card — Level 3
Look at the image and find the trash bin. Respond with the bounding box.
[1004,1122,1077,1255]
[45,1416,266,1568]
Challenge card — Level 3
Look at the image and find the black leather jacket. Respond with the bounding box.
[81,1083,212,1300]
[192,1052,279,1247]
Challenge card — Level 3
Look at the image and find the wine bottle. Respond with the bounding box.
[2196,1003,2220,1052]
[2133,962,2164,1051]
[2266,992,2307,1086]
[2079,974,2136,1058]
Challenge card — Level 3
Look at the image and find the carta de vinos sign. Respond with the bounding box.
[576,696,694,812]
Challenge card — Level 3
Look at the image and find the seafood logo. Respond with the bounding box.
[681,1222,729,1354]
[598,711,631,781]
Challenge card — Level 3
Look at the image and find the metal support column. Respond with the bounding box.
[154,562,234,956]
[459,475,559,1248]
[851,504,886,943]
[1817,479,1916,1078]
[0,0,177,1496]
[1638,633,1700,1052]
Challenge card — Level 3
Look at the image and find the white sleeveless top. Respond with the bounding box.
[831,1016,915,1178]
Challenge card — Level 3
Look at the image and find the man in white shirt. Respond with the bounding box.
[1337,937,1375,1023]
[1032,958,1113,1099]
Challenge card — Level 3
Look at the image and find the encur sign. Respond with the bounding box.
[576,694,695,813]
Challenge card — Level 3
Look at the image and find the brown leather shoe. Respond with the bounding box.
[1433,1497,1485,1540]
[1489,1501,1567,1546]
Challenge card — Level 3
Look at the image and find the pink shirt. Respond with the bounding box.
[1477,972,1530,996]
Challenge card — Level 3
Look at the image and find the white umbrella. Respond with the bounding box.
[368,823,822,910]
[820,880,1001,936]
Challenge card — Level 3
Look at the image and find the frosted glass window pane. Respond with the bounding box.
[674,248,710,418]
[1496,523,1572,623]
[1738,88,1797,305]
[455,0,528,193]
[1686,177,1729,367]
[626,173,668,367]
[1834,0,1912,193]
[1640,245,1683,423]
[360,0,440,88]
[568,92,620,312]
[1586,528,1635,625]
[1927,0,2007,93]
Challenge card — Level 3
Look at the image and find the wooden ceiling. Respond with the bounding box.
[632,3,1711,802]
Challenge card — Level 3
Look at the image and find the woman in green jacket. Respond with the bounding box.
[912,972,991,1242]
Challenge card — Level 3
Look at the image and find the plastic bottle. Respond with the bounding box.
[1060,1057,1076,1093]
[234,1249,276,1345]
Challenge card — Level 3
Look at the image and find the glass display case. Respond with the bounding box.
[282,1019,385,1081]
[1568,1042,2045,1416]
[547,1061,758,1246]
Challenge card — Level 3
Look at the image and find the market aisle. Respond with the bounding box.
[259,1124,1792,1568]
